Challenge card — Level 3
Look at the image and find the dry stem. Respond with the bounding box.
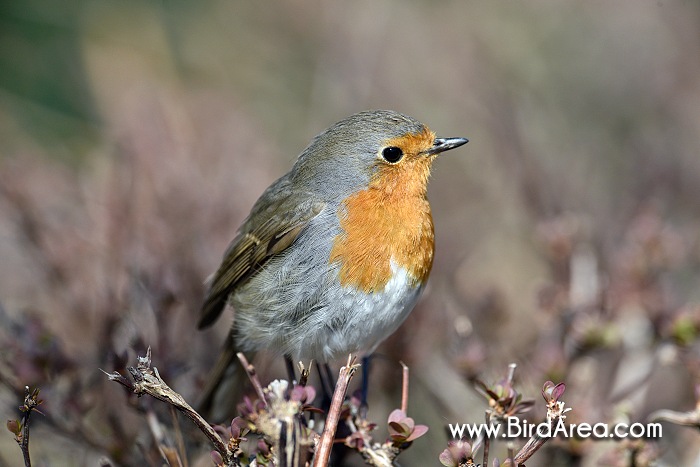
[313,355,359,467]
[103,347,239,466]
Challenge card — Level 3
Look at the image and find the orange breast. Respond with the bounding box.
[329,131,437,292]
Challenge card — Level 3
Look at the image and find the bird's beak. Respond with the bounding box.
[423,137,469,156]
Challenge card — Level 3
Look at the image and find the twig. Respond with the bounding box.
[313,355,359,467]
[513,430,548,465]
[507,442,515,464]
[298,361,311,386]
[482,411,490,467]
[506,363,516,385]
[103,347,239,466]
[146,410,183,467]
[648,407,700,428]
[237,352,268,405]
[399,361,409,414]
[513,416,562,465]
[514,380,571,465]
[11,386,43,467]
[170,405,189,467]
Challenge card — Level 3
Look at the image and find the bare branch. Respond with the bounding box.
[482,411,491,467]
[236,352,268,406]
[313,355,359,467]
[103,348,239,466]
[7,386,43,467]
[399,361,409,414]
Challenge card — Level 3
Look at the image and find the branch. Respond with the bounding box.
[514,380,571,465]
[482,411,490,467]
[6,386,43,467]
[400,361,409,414]
[236,352,268,405]
[313,355,359,467]
[102,347,239,466]
[513,428,549,464]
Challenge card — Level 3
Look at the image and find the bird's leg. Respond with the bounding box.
[316,362,336,411]
[284,354,296,383]
[323,363,336,392]
[360,354,371,418]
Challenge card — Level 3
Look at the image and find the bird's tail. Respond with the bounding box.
[197,331,253,423]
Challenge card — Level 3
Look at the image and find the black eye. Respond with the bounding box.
[382,146,403,163]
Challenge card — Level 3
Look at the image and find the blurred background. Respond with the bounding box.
[1,1,699,466]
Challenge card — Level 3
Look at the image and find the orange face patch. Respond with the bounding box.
[383,127,436,159]
[328,129,437,292]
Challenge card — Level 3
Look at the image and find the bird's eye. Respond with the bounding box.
[381,146,403,163]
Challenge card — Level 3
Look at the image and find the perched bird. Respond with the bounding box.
[198,110,467,417]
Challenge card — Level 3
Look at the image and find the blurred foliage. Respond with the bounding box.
[1,1,700,466]
[0,0,100,164]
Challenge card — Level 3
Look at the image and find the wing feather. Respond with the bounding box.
[198,196,325,329]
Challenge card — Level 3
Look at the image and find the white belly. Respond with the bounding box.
[298,261,423,361]
[233,258,424,362]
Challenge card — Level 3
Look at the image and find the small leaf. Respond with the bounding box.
[210,450,223,466]
[303,385,316,404]
[388,424,409,442]
[6,419,20,436]
[388,421,406,434]
[405,424,429,441]
[448,440,472,461]
[439,448,457,467]
[552,382,566,400]
[290,385,305,401]
[257,438,270,455]
[513,399,536,414]
[542,381,556,401]
[388,409,406,424]
[542,381,566,402]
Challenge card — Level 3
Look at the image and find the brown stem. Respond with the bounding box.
[103,348,238,466]
[513,432,548,465]
[313,355,359,467]
[237,352,268,406]
[507,442,515,465]
[170,406,188,467]
[482,411,491,467]
[299,361,310,386]
[146,410,184,467]
[19,386,41,467]
[506,363,516,385]
[513,417,557,465]
[400,361,409,414]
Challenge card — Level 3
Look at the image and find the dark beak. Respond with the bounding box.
[423,137,469,156]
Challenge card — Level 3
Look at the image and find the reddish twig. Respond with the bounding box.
[399,361,409,414]
[236,352,268,406]
[513,429,549,465]
[313,355,359,467]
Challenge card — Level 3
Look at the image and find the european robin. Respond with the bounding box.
[198,110,467,416]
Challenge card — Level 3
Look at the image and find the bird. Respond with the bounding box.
[197,110,468,418]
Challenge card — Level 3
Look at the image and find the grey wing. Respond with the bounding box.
[198,187,325,329]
